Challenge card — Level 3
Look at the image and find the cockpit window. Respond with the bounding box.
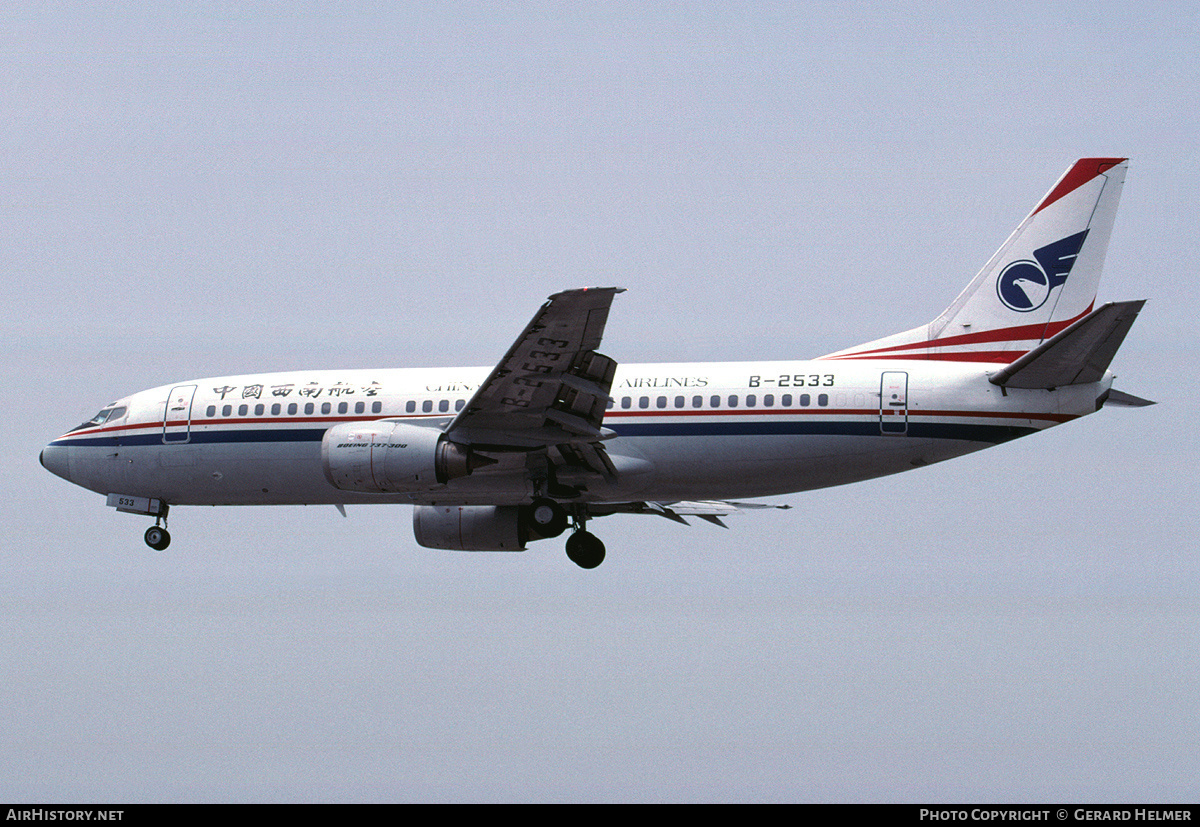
[70,406,126,432]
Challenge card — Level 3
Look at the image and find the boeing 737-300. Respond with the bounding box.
[41,157,1151,568]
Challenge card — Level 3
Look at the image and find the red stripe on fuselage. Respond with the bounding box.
[599,408,1075,423]
[823,303,1094,361]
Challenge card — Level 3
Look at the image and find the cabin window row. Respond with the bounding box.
[202,393,835,419]
[607,393,830,410]
[201,398,471,418]
[404,399,467,414]
[205,400,386,418]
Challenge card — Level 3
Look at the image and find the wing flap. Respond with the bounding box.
[1102,389,1156,407]
[588,499,792,526]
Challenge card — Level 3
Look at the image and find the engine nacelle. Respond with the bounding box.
[321,421,481,493]
[412,505,526,551]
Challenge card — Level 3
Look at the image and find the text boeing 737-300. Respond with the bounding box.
[41,158,1152,568]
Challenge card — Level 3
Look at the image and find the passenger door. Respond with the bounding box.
[879,372,908,435]
[162,385,197,444]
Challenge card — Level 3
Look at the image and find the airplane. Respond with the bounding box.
[41,157,1152,568]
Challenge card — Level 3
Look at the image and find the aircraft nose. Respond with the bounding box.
[40,443,71,482]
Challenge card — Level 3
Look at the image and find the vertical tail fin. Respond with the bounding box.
[824,158,1128,362]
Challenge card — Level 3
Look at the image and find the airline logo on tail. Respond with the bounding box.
[819,158,1127,363]
[996,229,1090,312]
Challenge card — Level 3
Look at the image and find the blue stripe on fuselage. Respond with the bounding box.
[53,419,1035,449]
[609,420,1032,444]
[52,428,330,448]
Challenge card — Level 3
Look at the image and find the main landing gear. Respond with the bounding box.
[528,497,570,538]
[527,496,606,569]
[565,529,605,569]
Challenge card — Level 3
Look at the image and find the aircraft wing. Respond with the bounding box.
[445,288,624,457]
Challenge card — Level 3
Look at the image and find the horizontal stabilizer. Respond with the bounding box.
[989,300,1145,389]
[1103,389,1156,407]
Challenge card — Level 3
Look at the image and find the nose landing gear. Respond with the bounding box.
[107,494,173,551]
[144,524,171,551]
[143,507,171,552]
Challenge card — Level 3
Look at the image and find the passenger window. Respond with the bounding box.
[764,394,774,407]
[621,397,632,409]
[321,402,331,415]
[354,402,364,414]
[338,402,348,414]
[222,405,232,417]
[710,395,720,408]
[782,394,792,407]
[271,403,281,415]
[692,396,703,408]
[728,395,738,408]
[422,400,433,413]
[674,396,685,408]
[304,402,314,415]
[746,394,756,407]
[455,399,465,412]
[439,399,449,413]
[206,405,216,417]
[656,396,667,409]
[237,404,248,416]
[639,397,649,409]
[800,394,810,407]
[406,400,416,413]
[372,401,383,414]
[254,404,264,416]
[288,403,298,415]
[818,394,829,407]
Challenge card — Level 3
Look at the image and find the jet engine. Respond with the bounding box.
[412,499,571,551]
[412,505,525,551]
[321,421,489,493]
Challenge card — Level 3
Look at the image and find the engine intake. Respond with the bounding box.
[322,421,488,493]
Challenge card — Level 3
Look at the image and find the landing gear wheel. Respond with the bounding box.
[144,525,171,551]
[565,530,605,569]
[529,497,568,538]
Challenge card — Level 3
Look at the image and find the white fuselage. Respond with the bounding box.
[41,358,1107,508]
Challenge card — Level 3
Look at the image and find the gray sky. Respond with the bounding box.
[3,1,1197,802]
